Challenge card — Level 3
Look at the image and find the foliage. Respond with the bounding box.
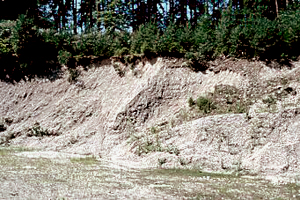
[9,14,58,78]
[192,16,216,60]
[58,50,72,66]
[0,122,6,132]
[196,96,215,114]
[67,68,80,83]
[2,6,300,82]
[27,122,56,137]
[188,97,195,107]
[156,23,185,55]
[130,23,159,55]
[136,139,162,156]
[158,157,167,166]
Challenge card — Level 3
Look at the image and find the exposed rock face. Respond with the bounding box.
[1,57,300,181]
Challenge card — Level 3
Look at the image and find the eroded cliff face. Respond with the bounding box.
[1,57,300,181]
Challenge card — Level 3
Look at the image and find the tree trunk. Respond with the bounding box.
[61,0,66,29]
[131,0,137,31]
[89,0,94,29]
[275,0,279,17]
[179,0,187,25]
[73,0,77,34]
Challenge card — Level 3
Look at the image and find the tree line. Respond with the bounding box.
[1,0,299,33]
[1,0,300,82]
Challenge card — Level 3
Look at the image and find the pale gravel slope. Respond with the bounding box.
[1,57,300,182]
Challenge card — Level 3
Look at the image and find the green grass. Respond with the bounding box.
[149,168,239,179]
[70,156,98,165]
[0,146,35,155]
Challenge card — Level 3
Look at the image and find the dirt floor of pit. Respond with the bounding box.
[1,147,300,200]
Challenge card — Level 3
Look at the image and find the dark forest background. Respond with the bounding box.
[1,0,300,82]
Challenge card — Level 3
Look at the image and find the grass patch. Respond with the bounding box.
[70,156,98,165]
[0,148,10,156]
[0,146,35,155]
[149,168,240,179]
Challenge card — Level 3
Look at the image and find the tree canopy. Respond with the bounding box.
[1,0,300,82]
[1,0,299,33]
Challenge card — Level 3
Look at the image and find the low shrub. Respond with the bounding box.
[58,50,72,66]
[158,157,167,166]
[196,96,215,113]
[188,97,195,107]
[0,123,6,132]
[67,68,80,83]
[166,145,180,155]
[27,122,57,137]
[0,132,15,145]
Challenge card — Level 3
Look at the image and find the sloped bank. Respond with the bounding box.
[1,57,300,182]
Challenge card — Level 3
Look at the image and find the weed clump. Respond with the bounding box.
[113,63,125,77]
[27,122,58,137]
[188,97,195,107]
[0,122,6,132]
[158,157,167,166]
[0,132,16,145]
[67,68,80,83]
[263,95,277,106]
[196,96,215,113]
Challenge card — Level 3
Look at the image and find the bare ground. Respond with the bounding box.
[0,147,300,199]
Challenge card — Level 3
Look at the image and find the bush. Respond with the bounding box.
[58,50,72,66]
[130,22,159,55]
[0,123,6,132]
[158,157,167,166]
[67,68,80,83]
[188,97,195,107]
[196,96,215,113]
[27,122,57,137]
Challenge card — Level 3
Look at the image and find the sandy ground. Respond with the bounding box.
[1,147,300,199]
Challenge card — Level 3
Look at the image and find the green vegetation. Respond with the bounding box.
[0,117,16,145]
[151,168,239,178]
[1,2,300,82]
[188,97,195,107]
[158,157,167,166]
[136,139,163,156]
[0,122,6,132]
[128,126,180,156]
[0,146,34,155]
[70,156,98,165]
[67,68,80,83]
[263,95,277,106]
[135,138,180,156]
[27,122,59,137]
[188,85,250,117]
[196,96,216,113]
